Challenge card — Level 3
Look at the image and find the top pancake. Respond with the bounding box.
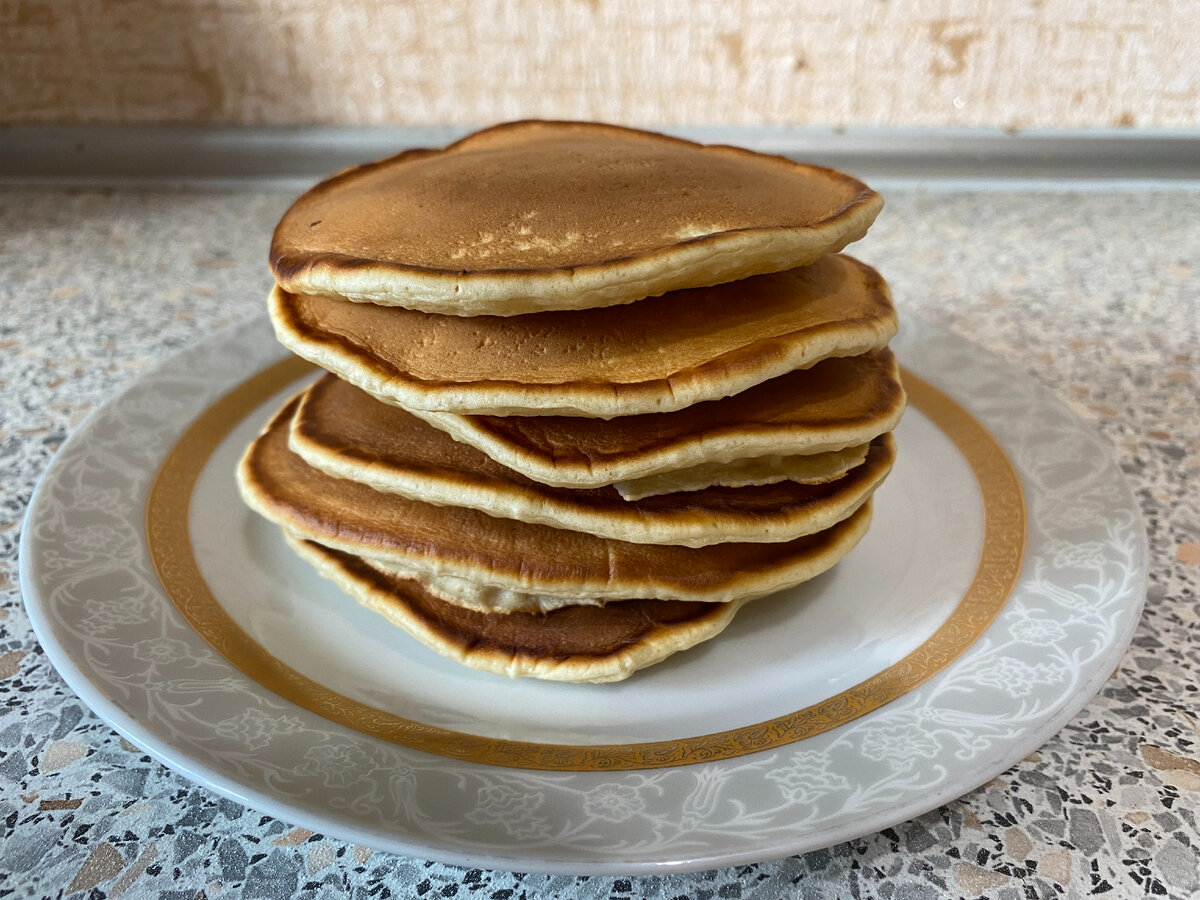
[269,121,883,315]
[270,253,898,418]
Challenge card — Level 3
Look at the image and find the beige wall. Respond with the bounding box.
[3,0,1198,129]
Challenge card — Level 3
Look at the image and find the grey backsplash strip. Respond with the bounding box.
[1,125,1198,187]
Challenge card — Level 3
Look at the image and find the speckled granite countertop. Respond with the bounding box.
[2,183,1198,899]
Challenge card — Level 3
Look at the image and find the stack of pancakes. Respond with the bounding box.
[238,121,904,683]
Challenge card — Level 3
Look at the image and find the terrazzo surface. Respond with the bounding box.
[1,183,1198,898]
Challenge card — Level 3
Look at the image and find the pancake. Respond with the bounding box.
[269,121,883,315]
[332,543,608,614]
[269,253,898,417]
[289,374,893,547]
[239,396,885,602]
[611,447,869,501]
[411,348,905,488]
[287,535,736,683]
[359,502,869,616]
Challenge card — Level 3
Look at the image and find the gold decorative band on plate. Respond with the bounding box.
[147,356,1026,772]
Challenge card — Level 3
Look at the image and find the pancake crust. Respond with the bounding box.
[414,348,905,487]
[270,121,883,315]
[269,253,898,417]
[290,374,892,546]
[287,534,743,683]
[239,397,887,601]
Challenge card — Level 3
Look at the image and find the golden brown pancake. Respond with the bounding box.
[287,535,736,683]
[356,500,867,617]
[239,396,885,603]
[411,348,905,489]
[610,449,869,501]
[269,253,898,417]
[289,374,894,547]
[346,550,611,615]
[270,121,883,315]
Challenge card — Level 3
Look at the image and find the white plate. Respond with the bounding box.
[20,313,1146,874]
